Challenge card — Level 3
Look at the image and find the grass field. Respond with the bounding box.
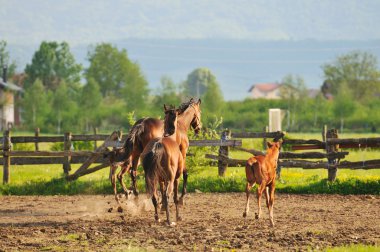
[1,132,379,195]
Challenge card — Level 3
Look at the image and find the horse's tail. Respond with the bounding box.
[245,156,259,182]
[128,118,146,152]
[143,140,165,196]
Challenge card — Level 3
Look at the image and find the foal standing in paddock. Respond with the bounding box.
[243,141,281,227]
[142,105,184,226]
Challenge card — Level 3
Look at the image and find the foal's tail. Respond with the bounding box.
[142,140,165,196]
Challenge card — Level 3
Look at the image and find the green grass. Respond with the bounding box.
[1,162,379,195]
[0,132,379,195]
[325,244,379,252]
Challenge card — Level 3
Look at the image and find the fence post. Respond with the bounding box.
[3,130,11,184]
[326,129,339,182]
[218,129,231,177]
[63,132,72,175]
[263,125,269,150]
[34,128,40,151]
[93,127,98,150]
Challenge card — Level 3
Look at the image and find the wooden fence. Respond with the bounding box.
[0,128,242,184]
[206,126,380,181]
[1,126,379,184]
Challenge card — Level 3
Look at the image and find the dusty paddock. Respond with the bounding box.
[0,193,379,251]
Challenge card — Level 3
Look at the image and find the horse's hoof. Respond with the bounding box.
[133,190,139,197]
[255,213,259,219]
[177,216,182,221]
[108,207,113,213]
[243,212,247,218]
[117,206,123,213]
[168,222,176,227]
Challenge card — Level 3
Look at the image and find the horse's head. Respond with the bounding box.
[189,98,202,135]
[266,141,282,158]
[163,104,178,137]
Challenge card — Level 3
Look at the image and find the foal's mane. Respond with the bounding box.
[177,98,196,115]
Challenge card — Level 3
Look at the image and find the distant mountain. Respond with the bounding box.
[8,39,380,100]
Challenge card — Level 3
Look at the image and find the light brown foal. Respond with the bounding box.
[243,141,281,226]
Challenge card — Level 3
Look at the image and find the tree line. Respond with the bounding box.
[1,40,379,133]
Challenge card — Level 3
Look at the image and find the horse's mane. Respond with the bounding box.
[177,98,196,115]
[124,118,146,150]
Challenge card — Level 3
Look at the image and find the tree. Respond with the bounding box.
[86,43,149,111]
[280,74,308,131]
[51,82,78,134]
[152,76,182,110]
[21,79,51,130]
[78,78,102,132]
[322,51,380,102]
[25,41,82,90]
[0,40,17,78]
[333,82,356,133]
[201,76,224,115]
[183,68,217,97]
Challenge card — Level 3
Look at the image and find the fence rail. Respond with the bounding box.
[1,126,379,184]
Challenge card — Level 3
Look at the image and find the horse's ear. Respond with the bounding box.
[267,142,273,148]
[164,104,167,111]
[197,99,201,105]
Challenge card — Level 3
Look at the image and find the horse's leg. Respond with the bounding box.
[268,182,276,227]
[152,189,160,223]
[243,182,253,218]
[255,183,266,220]
[264,186,270,210]
[160,181,166,212]
[179,148,188,205]
[162,181,174,226]
[173,178,182,221]
[117,162,131,199]
[130,152,140,196]
[110,164,120,204]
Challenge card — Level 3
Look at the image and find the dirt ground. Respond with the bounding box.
[0,193,379,251]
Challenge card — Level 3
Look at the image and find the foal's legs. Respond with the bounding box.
[268,182,276,227]
[256,183,267,219]
[243,182,254,218]
[173,178,182,221]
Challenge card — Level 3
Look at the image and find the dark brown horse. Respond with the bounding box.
[108,98,201,205]
[108,118,163,203]
[243,141,281,227]
[142,105,184,226]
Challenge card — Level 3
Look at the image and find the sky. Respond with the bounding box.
[1,0,380,44]
[1,0,380,100]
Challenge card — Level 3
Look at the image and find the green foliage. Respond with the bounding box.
[24,41,82,90]
[183,68,216,98]
[78,78,102,131]
[322,51,380,102]
[86,43,149,113]
[0,40,17,77]
[21,79,52,130]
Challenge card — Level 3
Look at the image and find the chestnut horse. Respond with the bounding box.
[174,98,202,204]
[243,141,281,226]
[108,98,201,204]
[142,105,184,226]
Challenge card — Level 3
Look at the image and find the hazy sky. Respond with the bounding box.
[1,0,380,45]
